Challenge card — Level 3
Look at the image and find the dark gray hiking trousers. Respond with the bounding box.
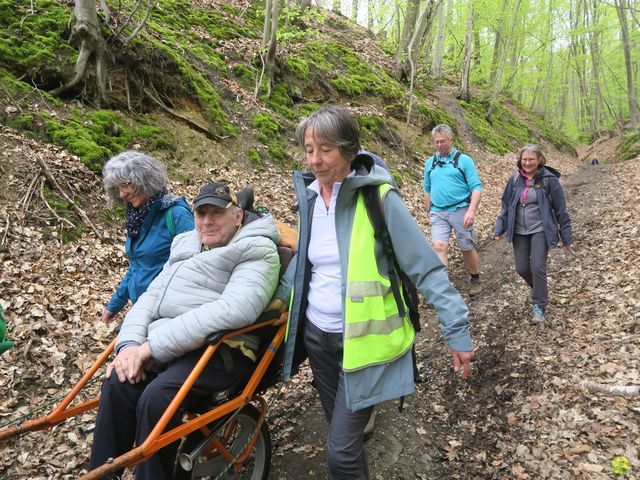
[303,321,372,480]
[513,231,549,308]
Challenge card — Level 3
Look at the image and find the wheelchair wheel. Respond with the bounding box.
[174,404,271,480]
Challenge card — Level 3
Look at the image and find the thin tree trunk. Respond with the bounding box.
[486,0,521,120]
[406,0,437,121]
[430,0,450,78]
[488,0,510,86]
[351,0,359,21]
[457,0,473,102]
[614,0,640,127]
[395,0,420,77]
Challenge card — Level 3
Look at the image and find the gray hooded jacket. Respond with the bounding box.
[115,214,281,364]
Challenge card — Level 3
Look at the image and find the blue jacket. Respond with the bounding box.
[276,155,472,411]
[423,148,482,211]
[106,195,194,314]
[494,166,573,248]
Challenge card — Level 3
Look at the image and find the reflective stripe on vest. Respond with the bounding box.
[343,183,415,372]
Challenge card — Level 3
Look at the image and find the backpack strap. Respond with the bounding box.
[165,206,176,237]
[429,150,467,184]
[362,185,406,320]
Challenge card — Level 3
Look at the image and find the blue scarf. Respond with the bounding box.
[125,188,167,238]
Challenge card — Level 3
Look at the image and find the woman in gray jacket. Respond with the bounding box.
[272,105,474,480]
[89,181,280,480]
[494,144,573,325]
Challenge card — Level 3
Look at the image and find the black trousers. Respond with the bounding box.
[89,346,253,479]
[303,321,372,480]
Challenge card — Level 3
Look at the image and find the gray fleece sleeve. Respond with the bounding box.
[383,190,473,352]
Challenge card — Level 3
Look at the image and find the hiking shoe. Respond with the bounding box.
[468,277,482,297]
[531,304,545,325]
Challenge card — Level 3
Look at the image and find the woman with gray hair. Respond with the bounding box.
[101,151,194,323]
[494,144,573,325]
[270,105,474,479]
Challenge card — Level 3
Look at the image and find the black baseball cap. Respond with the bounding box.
[193,182,239,210]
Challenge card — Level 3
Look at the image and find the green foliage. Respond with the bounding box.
[6,113,35,131]
[528,114,577,155]
[284,57,310,81]
[460,99,534,155]
[0,0,75,76]
[391,171,404,189]
[231,64,256,89]
[616,130,640,162]
[359,115,382,132]
[251,112,288,162]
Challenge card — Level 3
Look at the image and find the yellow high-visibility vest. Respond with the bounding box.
[343,184,415,371]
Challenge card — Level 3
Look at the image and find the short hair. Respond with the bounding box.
[103,151,168,205]
[517,144,546,169]
[431,124,454,139]
[295,105,361,160]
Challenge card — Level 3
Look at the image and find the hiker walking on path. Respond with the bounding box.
[272,105,474,480]
[101,151,194,323]
[494,144,573,325]
[423,124,483,296]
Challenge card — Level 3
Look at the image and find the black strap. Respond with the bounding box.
[362,186,406,319]
[218,343,234,376]
[429,150,467,185]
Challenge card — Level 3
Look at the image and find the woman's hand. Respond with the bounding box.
[107,342,153,384]
[563,243,572,252]
[449,349,474,379]
[102,309,118,323]
[494,234,504,241]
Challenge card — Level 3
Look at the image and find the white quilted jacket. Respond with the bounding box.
[115,214,280,363]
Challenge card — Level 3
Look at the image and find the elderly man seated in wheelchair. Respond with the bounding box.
[89,181,280,479]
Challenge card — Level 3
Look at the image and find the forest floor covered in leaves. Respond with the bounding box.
[0,124,638,479]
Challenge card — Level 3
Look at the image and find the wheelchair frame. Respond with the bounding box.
[0,312,287,479]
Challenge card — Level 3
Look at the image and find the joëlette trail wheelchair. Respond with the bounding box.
[0,245,294,480]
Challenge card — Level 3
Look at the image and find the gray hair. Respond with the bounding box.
[431,124,454,139]
[517,144,546,169]
[295,105,360,160]
[103,151,168,205]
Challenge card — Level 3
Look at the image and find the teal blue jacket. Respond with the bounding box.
[106,195,194,314]
[423,148,482,211]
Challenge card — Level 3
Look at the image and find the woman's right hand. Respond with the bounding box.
[494,234,504,241]
[102,309,118,323]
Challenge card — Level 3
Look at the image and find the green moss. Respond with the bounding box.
[43,109,174,172]
[145,37,238,138]
[417,103,457,131]
[459,98,535,155]
[0,0,75,77]
[231,64,256,89]
[285,57,309,81]
[528,113,576,154]
[616,129,640,162]
[248,148,263,169]
[391,171,404,189]
[359,115,382,132]
[265,83,295,120]
[251,112,288,162]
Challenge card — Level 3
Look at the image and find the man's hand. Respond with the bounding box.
[265,298,288,325]
[102,309,117,323]
[107,342,153,384]
[449,349,474,379]
[463,209,475,228]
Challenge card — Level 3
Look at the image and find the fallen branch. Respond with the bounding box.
[19,172,41,224]
[39,177,77,230]
[34,154,102,239]
[581,380,639,396]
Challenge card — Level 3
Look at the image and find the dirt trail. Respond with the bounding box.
[268,162,640,479]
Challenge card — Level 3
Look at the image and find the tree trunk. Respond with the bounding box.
[430,0,450,78]
[614,0,640,127]
[51,0,108,101]
[486,0,522,121]
[488,0,509,87]
[351,0,359,21]
[457,0,473,102]
[395,0,420,77]
[257,0,281,99]
[406,0,437,121]
[333,0,341,13]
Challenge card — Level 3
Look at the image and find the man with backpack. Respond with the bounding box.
[423,124,483,296]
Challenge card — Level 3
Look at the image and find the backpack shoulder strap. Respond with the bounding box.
[165,206,176,237]
[452,150,462,168]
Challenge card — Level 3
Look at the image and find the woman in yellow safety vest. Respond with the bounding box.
[271,105,474,480]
